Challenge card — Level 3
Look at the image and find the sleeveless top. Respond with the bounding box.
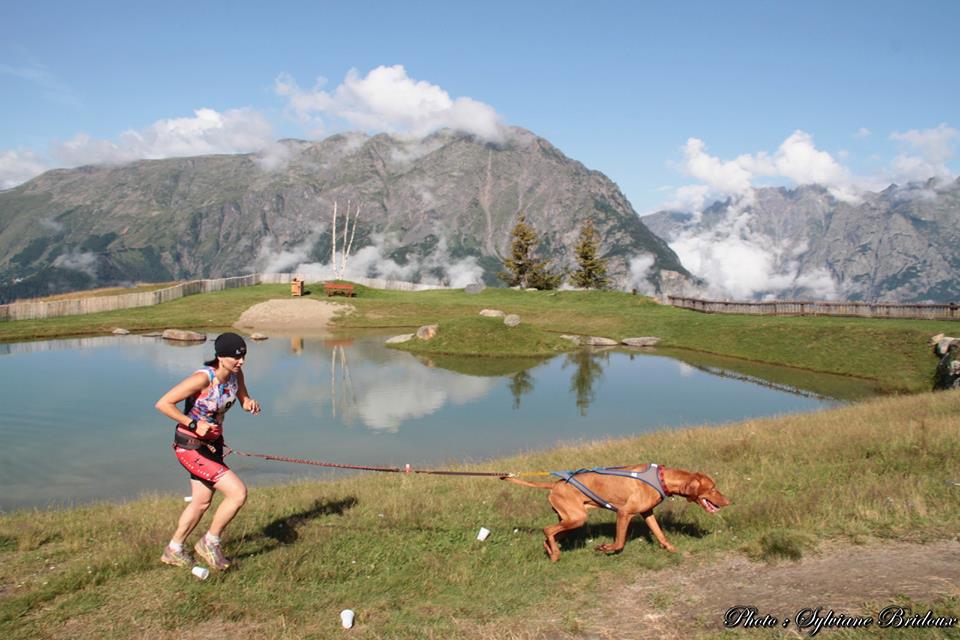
[178,366,239,441]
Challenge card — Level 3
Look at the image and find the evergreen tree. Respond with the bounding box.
[571,218,609,289]
[498,215,562,289]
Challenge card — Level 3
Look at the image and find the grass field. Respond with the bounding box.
[1,282,957,638]
[1,391,957,638]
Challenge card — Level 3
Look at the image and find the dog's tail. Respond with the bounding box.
[501,475,556,489]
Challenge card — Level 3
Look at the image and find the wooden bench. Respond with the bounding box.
[323,282,355,297]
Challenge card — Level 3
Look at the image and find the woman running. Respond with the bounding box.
[155,332,261,571]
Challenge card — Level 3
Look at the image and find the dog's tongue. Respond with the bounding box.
[700,498,720,513]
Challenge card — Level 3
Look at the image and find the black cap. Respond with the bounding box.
[214,332,247,358]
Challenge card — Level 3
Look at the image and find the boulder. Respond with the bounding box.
[416,324,439,340]
[622,336,660,347]
[503,314,521,327]
[249,332,268,341]
[161,329,207,342]
[112,328,130,335]
[931,333,960,357]
[386,334,414,344]
[464,282,485,294]
[583,336,618,346]
[559,334,581,345]
[479,309,505,318]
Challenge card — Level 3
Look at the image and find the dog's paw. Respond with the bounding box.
[660,542,678,553]
[595,543,622,555]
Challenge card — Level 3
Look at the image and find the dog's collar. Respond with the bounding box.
[656,464,671,497]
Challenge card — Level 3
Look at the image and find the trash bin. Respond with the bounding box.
[291,277,304,296]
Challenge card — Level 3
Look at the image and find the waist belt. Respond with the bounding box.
[174,429,220,452]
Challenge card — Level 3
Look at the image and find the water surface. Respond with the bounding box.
[0,333,852,511]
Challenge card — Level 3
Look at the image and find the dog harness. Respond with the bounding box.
[550,464,670,512]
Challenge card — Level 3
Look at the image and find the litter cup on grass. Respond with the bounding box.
[191,566,209,580]
[477,527,491,541]
[340,609,355,628]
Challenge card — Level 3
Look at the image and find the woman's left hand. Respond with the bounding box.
[243,397,261,415]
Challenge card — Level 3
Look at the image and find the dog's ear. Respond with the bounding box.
[681,474,702,497]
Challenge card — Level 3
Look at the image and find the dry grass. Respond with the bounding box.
[17,282,179,303]
[2,391,958,638]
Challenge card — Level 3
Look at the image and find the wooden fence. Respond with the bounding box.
[0,273,445,322]
[667,295,960,321]
[0,274,264,322]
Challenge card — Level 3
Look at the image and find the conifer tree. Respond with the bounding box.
[498,214,562,290]
[571,218,609,289]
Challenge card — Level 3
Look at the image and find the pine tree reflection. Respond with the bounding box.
[564,349,609,416]
[508,369,535,409]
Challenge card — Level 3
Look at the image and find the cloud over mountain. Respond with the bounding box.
[274,65,504,143]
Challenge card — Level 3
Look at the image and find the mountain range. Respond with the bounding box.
[2,126,957,305]
[0,127,686,303]
[642,179,960,303]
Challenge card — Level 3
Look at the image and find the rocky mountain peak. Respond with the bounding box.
[0,128,687,302]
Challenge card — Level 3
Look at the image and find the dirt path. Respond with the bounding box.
[232,298,354,332]
[527,539,959,639]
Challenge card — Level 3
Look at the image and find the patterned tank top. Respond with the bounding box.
[180,366,239,441]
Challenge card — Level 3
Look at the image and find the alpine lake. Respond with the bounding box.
[0,331,881,511]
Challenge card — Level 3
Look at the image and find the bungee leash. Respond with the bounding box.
[225,447,553,479]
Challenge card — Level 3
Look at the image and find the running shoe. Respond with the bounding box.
[194,537,231,571]
[160,545,194,568]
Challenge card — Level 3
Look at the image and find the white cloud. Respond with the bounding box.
[275,65,504,143]
[252,231,485,287]
[674,130,863,214]
[53,107,274,166]
[889,123,959,182]
[253,235,317,274]
[254,141,294,172]
[52,250,98,278]
[771,130,851,188]
[626,254,656,293]
[1,107,276,189]
[663,184,711,213]
[670,225,842,301]
[681,138,755,196]
[854,127,872,138]
[0,148,48,189]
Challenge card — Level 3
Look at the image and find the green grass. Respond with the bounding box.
[1,282,958,637]
[389,315,572,358]
[1,390,958,639]
[0,283,955,393]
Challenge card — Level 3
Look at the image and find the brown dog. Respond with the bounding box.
[504,464,731,562]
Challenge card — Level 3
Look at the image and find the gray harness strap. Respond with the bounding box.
[552,470,618,511]
[551,464,667,512]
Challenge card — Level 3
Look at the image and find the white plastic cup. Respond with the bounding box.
[477,527,491,541]
[184,496,193,503]
[191,566,209,580]
[340,609,355,628]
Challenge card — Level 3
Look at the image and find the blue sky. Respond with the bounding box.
[1,0,958,214]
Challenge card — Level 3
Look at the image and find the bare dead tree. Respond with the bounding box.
[330,201,338,278]
[330,200,362,280]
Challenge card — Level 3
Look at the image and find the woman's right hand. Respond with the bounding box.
[195,420,215,437]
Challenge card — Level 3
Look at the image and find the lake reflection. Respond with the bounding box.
[0,333,848,511]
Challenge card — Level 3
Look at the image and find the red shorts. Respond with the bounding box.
[174,441,230,484]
